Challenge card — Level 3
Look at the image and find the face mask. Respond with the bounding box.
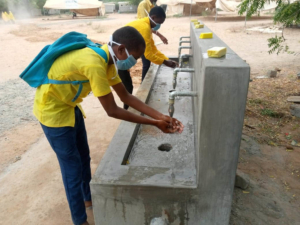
[152,24,161,31]
[145,9,161,31]
[108,36,137,71]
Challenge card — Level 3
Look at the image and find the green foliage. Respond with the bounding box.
[34,0,46,9]
[268,35,289,54]
[260,108,284,118]
[128,0,142,6]
[273,1,300,26]
[238,0,268,18]
[0,0,8,12]
[238,0,300,54]
[0,0,46,11]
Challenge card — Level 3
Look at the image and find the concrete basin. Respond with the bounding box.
[91,21,250,225]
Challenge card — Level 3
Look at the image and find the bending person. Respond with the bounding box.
[31,27,183,225]
[119,6,177,109]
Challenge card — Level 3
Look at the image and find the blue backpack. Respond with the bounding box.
[20,31,108,102]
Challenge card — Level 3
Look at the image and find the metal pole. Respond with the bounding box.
[189,0,192,19]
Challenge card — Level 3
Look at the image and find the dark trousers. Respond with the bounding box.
[141,54,151,81]
[41,107,91,225]
[118,69,133,110]
[118,55,150,110]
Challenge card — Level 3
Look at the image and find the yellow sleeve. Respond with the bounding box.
[106,65,122,87]
[144,29,169,65]
[76,51,122,97]
[137,2,148,19]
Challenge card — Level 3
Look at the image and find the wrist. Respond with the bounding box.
[151,119,160,127]
[156,113,165,121]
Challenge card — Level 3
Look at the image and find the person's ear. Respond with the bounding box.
[116,44,127,59]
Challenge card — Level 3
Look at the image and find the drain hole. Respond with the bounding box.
[158,143,172,152]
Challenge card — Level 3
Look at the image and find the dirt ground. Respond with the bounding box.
[0,13,300,225]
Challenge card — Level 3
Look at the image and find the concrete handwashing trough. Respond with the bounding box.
[91,21,250,225]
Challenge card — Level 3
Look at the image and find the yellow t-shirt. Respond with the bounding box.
[126,17,168,65]
[33,44,122,128]
[137,0,154,19]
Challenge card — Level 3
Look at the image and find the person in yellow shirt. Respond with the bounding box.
[8,11,15,22]
[137,0,156,19]
[119,6,177,109]
[32,26,183,225]
[138,0,168,45]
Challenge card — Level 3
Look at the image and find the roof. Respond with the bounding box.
[44,0,103,9]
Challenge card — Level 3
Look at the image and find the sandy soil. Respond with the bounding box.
[0,13,300,224]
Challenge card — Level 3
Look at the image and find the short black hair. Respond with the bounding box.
[149,6,166,19]
[112,26,145,52]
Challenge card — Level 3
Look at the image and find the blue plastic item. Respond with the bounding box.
[20,31,108,102]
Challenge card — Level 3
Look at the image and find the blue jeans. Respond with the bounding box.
[41,107,91,225]
[141,54,151,81]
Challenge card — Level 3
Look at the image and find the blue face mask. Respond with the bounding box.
[108,36,137,71]
[153,24,161,31]
[116,54,137,70]
[145,9,161,31]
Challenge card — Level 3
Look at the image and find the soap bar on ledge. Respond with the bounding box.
[207,47,227,58]
[191,19,198,22]
[199,32,213,39]
[195,24,204,29]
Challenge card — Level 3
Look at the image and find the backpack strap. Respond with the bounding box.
[48,45,108,102]
[87,45,108,63]
[48,79,89,102]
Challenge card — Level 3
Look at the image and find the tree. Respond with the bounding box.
[238,0,300,54]
[34,0,46,9]
[0,0,8,12]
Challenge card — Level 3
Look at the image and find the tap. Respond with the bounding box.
[179,54,192,68]
[178,46,192,60]
[172,68,195,89]
[179,40,191,46]
[179,36,190,41]
[168,90,197,118]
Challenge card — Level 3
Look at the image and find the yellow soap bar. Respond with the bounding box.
[195,24,204,29]
[199,32,213,39]
[207,47,227,58]
[191,19,198,22]
[193,22,200,25]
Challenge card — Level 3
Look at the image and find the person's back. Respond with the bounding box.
[137,0,156,19]
[34,45,119,127]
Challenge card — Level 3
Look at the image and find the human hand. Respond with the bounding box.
[159,34,168,44]
[155,115,184,133]
[163,60,178,68]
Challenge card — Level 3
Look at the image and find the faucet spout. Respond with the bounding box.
[179,36,190,41]
[178,46,192,60]
[168,90,197,117]
[179,40,191,46]
[173,68,195,89]
[179,54,193,68]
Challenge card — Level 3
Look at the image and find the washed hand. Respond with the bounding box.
[163,60,178,68]
[156,115,184,133]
